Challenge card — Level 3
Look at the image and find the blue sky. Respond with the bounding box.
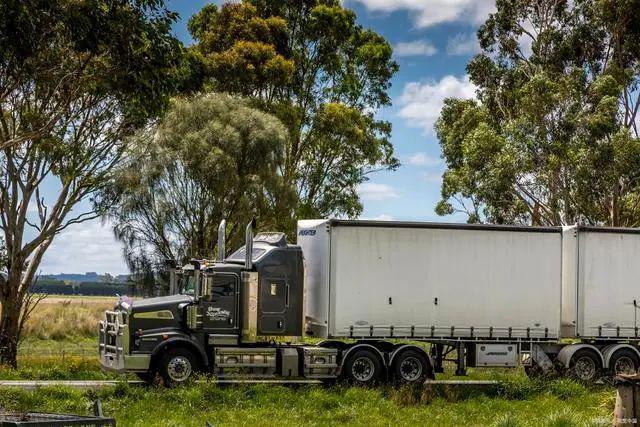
[39,0,494,274]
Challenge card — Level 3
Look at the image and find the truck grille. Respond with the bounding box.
[99,310,128,371]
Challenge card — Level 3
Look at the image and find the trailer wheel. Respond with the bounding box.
[610,349,640,376]
[393,349,430,384]
[343,349,383,386]
[159,347,198,387]
[568,349,601,382]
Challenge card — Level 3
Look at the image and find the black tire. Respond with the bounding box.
[609,349,640,376]
[135,371,156,384]
[393,349,431,383]
[158,347,199,387]
[568,349,601,382]
[342,348,383,386]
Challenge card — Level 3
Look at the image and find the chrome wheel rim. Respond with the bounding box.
[352,357,375,382]
[614,356,636,375]
[399,357,423,382]
[167,355,192,382]
[574,356,596,381]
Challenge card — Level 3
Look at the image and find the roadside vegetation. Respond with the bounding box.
[0,379,614,426]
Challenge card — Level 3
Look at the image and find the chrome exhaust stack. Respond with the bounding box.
[245,220,254,270]
[217,219,226,261]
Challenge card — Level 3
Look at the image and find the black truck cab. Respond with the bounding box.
[99,224,309,385]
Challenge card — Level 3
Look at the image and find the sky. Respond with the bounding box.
[38,0,495,275]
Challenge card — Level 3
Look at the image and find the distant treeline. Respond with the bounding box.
[32,279,137,297]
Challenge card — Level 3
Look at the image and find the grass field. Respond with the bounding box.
[22,295,116,340]
[0,377,615,426]
[2,296,618,425]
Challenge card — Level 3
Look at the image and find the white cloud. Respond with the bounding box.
[362,214,395,221]
[351,0,495,28]
[394,40,437,57]
[398,75,477,133]
[421,171,443,183]
[447,33,481,56]
[357,183,399,201]
[518,20,535,58]
[407,152,441,166]
[373,214,395,221]
[39,219,127,275]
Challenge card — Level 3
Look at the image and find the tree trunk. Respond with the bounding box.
[0,284,22,368]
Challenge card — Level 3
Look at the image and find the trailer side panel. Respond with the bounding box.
[578,230,640,338]
[328,224,562,339]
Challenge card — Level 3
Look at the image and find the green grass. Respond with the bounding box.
[0,338,120,380]
[0,380,615,426]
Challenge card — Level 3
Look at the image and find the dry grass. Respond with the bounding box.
[22,296,115,340]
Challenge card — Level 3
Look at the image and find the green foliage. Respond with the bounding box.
[108,93,293,269]
[0,0,185,146]
[187,0,399,220]
[436,0,640,226]
[0,0,184,366]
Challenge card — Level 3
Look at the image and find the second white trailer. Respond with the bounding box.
[562,226,640,339]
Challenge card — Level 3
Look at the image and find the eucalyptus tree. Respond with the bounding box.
[0,0,183,366]
[436,0,640,226]
[187,0,400,220]
[107,93,292,283]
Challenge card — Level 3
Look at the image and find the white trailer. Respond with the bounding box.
[298,220,640,381]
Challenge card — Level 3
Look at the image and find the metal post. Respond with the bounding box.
[217,219,226,261]
[433,344,444,373]
[455,342,467,376]
[245,221,254,270]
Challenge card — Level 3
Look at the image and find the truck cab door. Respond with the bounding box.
[201,273,239,332]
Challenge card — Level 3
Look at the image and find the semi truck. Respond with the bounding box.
[99,219,640,386]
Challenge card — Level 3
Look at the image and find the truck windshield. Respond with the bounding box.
[178,274,195,296]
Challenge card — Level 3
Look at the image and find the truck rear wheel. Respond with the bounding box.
[343,349,383,386]
[393,349,430,383]
[610,349,640,376]
[568,349,601,382]
[159,347,198,387]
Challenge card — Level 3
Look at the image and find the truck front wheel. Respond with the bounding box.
[343,349,383,386]
[159,347,198,386]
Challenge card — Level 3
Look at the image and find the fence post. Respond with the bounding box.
[614,374,640,426]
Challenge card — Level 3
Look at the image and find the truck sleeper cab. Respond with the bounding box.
[100,219,640,386]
